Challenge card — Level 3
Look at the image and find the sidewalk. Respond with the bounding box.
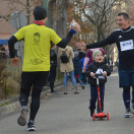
[0,72,134,134]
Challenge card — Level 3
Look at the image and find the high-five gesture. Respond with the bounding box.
[75,42,86,50]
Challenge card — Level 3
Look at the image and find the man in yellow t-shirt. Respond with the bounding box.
[8,6,80,131]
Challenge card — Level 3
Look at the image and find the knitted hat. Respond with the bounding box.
[34,6,47,20]
[74,52,79,57]
[92,50,102,59]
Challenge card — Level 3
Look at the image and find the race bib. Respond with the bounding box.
[120,40,134,51]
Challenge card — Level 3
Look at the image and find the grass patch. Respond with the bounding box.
[1,101,10,107]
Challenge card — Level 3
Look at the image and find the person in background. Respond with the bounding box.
[77,48,86,60]
[83,48,105,72]
[58,46,79,95]
[77,48,86,83]
[73,52,85,90]
[109,58,113,73]
[49,42,57,95]
[80,57,88,85]
[103,55,109,66]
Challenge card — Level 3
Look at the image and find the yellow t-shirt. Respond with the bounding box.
[14,24,61,72]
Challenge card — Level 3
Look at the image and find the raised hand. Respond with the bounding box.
[75,42,86,50]
[70,19,81,32]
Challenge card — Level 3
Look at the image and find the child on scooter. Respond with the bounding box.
[86,50,111,117]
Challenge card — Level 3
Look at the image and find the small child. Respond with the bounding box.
[86,50,111,117]
[73,52,85,89]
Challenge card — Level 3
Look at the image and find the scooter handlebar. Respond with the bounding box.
[95,74,103,77]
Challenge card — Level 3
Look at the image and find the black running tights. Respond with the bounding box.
[19,71,49,121]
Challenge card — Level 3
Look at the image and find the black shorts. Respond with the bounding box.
[119,70,134,87]
[21,71,49,89]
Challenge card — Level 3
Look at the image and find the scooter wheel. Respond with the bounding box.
[107,112,109,120]
[93,113,95,121]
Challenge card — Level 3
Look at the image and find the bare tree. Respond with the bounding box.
[83,0,124,41]
[48,0,69,37]
[0,0,43,24]
[48,0,56,29]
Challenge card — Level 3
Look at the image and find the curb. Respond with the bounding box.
[0,82,63,115]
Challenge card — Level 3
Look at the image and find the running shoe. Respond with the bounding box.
[27,121,36,131]
[51,91,57,95]
[17,107,28,126]
[124,109,131,118]
[82,86,85,89]
[82,83,89,86]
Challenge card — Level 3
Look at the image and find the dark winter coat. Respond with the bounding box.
[86,62,111,86]
[50,49,57,66]
[78,52,86,60]
[73,56,81,75]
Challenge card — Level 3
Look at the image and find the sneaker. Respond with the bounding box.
[132,103,134,114]
[53,91,57,94]
[124,109,131,118]
[83,83,89,86]
[74,91,79,94]
[50,91,57,95]
[64,92,67,95]
[82,86,85,90]
[17,107,28,126]
[27,121,36,131]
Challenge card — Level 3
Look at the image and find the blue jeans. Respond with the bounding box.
[63,71,76,87]
[89,85,105,112]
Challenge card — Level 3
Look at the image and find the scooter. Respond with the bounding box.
[93,74,109,121]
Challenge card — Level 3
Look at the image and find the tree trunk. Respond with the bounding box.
[48,0,56,28]
[56,0,69,38]
[26,0,30,25]
[56,0,69,78]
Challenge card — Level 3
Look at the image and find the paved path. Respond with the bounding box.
[0,73,134,134]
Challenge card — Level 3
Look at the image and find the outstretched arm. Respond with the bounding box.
[57,30,75,48]
[75,31,116,50]
[54,20,80,48]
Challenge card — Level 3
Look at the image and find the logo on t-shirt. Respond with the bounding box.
[30,58,43,65]
[93,69,105,79]
[119,35,122,38]
[34,32,40,44]
[120,39,134,51]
